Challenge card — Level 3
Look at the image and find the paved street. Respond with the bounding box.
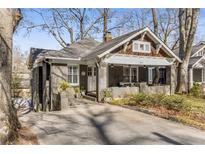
[20,99,205,145]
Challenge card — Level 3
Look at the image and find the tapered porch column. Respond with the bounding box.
[203,66,205,83]
[97,61,108,102]
[189,67,193,90]
[170,64,177,94]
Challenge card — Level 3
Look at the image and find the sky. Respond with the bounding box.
[13,8,205,55]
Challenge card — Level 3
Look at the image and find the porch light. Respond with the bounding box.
[110,64,114,68]
[143,65,146,68]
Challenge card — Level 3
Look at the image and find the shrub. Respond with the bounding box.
[58,80,71,92]
[146,94,165,106]
[74,87,80,94]
[190,83,203,98]
[129,93,149,106]
[103,89,112,98]
[160,95,191,112]
[111,98,129,105]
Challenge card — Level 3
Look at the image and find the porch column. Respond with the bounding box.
[189,67,194,90]
[97,61,108,102]
[170,64,177,94]
[42,62,47,111]
[203,66,205,83]
[32,67,40,111]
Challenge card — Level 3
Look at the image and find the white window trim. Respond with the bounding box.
[148,67,155,84]
[132,40,151,53]
[68,64,79,86]
[123,66,139,83]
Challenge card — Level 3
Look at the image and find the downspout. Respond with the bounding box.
[95,58,100,102]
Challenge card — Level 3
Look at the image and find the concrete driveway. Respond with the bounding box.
[20,99,205,145]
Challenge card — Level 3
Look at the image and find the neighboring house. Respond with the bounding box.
[28,27,181,111]
[174,41,205,90]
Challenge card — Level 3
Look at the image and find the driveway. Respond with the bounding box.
[20,99,205,145]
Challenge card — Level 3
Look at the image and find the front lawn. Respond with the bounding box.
[110,94,205,130]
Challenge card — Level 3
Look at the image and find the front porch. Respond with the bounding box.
[96,55,177,101]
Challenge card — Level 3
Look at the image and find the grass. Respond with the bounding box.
[110,94,205,130]
[182,95,205,115]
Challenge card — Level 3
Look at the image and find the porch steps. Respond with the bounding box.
[82,94,97,102]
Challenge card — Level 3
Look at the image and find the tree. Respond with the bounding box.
[151,8,158,35]
[151,8,160,85]
[0,8,22,144]
[103,8,109,42]
[177,8,200,93]
[158,9,179,50]
[23,9,104,47]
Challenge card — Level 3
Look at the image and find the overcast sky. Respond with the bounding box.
[13,9,205,54]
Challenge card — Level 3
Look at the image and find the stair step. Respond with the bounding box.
[82,94,97,102]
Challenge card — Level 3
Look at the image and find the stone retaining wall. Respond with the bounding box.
[107,84,171,99]
[108,87,140,99]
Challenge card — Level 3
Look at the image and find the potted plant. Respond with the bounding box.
[74,87,80,98]
[58,80,75,109]
[103,89,113,103]
[80,86,86,96]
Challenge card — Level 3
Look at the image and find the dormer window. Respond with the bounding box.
[133,41,151,53]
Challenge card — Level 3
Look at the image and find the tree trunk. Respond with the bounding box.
[0,8,22,144]
[177,8,200,93]
[151,8,160,84]
[80,17,84,40]
[151,8,158,35]
[103,8,109,42]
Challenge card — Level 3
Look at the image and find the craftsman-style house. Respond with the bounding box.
[28,27,182,111]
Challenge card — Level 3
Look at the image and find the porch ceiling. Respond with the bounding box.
[104,54,173,66]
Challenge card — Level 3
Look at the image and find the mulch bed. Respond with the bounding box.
[15,126,39,145]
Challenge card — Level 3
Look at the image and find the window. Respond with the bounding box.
[88,67,92,76]
[131,68,138,82]
[94,67,97,76]
[123,66,139,82]
[88,67,96,76]
[123,67,130,82]
[159,68,166,84]
[133,41,151,53]
[68,65,79,85]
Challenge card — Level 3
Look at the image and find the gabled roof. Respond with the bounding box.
[56,38,100,59]
[28,38,100,68]
[83,27,181,62]
[27,48,57,69]
[29,27,181,68]
[189,56,203,67]
[173,41,205,67]
[83,28,145,59]
[173,41,205,58]
[189,56,205,68]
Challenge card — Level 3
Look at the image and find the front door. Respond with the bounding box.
[87,66,96,92]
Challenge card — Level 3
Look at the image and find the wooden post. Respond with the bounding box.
[202,66,205,83]
[42,62,47,111]
[189,67,193,90]
[97,61,108,102]
[170,64,177,94]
